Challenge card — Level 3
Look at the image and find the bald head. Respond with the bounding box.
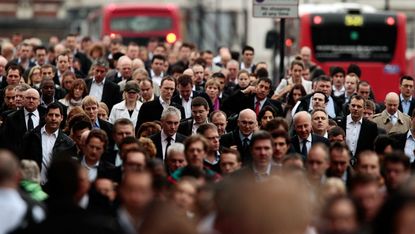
[24,88,40,112]
[300,47,312,63]
[293,111,312,140]
[385,92,399,115]
[238,109,257,136]
[183,68,194,77]
[239,109,256,121]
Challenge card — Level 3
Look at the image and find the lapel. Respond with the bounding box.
[155,133,163,159]
[292,136,301,153]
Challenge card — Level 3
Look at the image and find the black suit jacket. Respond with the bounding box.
[172,91,213,114]
[21,126,77,170]
[135,97,185,129]
[291,134,330,159]
[85,78,122,112]
[149,132,187,160]
[97,118,115,151]
[221,91,283,117]
[398,97,415,116]
[220,129,252,165]
[339,117,378,157]
[178,118,194,136]
[390,131,408,150]
[0,108,46,156]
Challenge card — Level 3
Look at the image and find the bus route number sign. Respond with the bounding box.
[345,15,364,27]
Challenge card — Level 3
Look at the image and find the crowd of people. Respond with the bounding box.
[0,32,415,234]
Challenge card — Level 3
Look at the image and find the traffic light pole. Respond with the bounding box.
[279,18,286,82]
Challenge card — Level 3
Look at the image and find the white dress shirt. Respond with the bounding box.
[89,78,105,101]
[81,157,100,182]
[332,85,345,97]
[151,70,164,87]
[159,96,170,110]
[404,131,415,163]
[400,94,412,115]
[40,126,59,184]
[24,109,40,130]
[161,131,176,160]
[346,114,363,156]
[298,134,312,155]
[181,95,193,119]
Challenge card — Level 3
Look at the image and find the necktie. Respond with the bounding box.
[255,101,261,116]
[301,139,307,158]
[242,138,250,151]
[165,136,172,159]
[27,112,34,131]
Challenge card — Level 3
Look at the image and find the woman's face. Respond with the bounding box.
[98,107,108,121]
[63,75,75,90]
[261,110,274,128]
[73,85,84,99]
[291,64,303,82]
[238,73,250,89]
[126,91,139,102]
[292,88,303,103]
[31,68,42,84]
[206,85,219,99]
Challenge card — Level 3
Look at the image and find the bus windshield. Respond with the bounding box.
[311,13,397,63]
[110,16,173,33]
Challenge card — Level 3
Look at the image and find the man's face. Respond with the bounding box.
[307,147,329,180]
[273,137,288,162]
[83,104,98,122]
[140,81,153,101]
[66,36,77,51]
[312,111,328,133]
[124,152,147,172]
[385,162,410,191]
[255,80,270,100]
[35,49,47,65]
[242,50,254,65]
[161,114,180,137]
[316,81,332,96]
[160,80,175,102]
[120,173,153,213]
[251,139,273,168]
[204,128,220,152]
[329,134,345,144]
[345,76,357,94]
[24,90,40,112]
[332,73,345,87]
[127,45,139,59]
[192,65,204,84]
[220,153,241,174]
[71,128,89,150]
[95,179,116,202]
[294,115,312,140]
[85,137,105,163]
[363,108,374,119]
[358,85,371,100]
[212,114,227,136]
[178,83,192,101]
[15,90,24,108]
[227,63,238,80]
[237,112,257,136]
[42,67,54,79]
[312,93,326,109]
[45,108,63,132]
[151,58,164,75]
[167,151,187,173]
[356,154,380,178]
[178,47,191,61]
[41,80,55,99]
[385,96,399,116]
[185,141,206,168]
[119,60,132,79]
[192,105,209,125]
[202,53,213,66]
[329,149,349,177]
[349,98,364,121]
[350,183,383,222]
[400,79,414,98]
[20,45,31,60]
[4,89,15,109]
[57,55,70,73]
[94,65,107,82]
[7,69,21,85]
[302,68,310,80]
[113,124,134,146]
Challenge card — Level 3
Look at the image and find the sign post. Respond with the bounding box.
[253,0,299,82]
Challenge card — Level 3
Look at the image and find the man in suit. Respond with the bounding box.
[326,142,354,186]
[178,97,210,136]
[220,109,257,165]
[371,92,411,134]
[0,88,45,155]
[150,106,187,160]
[21,103,77,184]
[222,77,283,118]
[390,109,415,163]
[106,55,133,84]
[81,95,114,150]
[240,45,256,73]
[136,76,185,128]
[85,58,122,112]
[39,78,67,125]
[232,130,280,182]
[172,74,212,118]
[398,75,415,116]
[147,54,165,87]
[291,111,330,159]
[339,95,378,159]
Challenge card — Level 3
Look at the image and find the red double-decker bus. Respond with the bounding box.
[88,3,182,45]
[299,4,407,101]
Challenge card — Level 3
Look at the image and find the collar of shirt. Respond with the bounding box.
[159,96,170,107]
[407,130,415,140]
[93,77,105,85]
[387,112,399,120]
[41,125,59,138]
[151,70,163,78]
[347,114,362,125]
[24,108,39,118]
[40,96,55,107]
[81,157,99,169]
[298,133,312,144]
[180,93,193,102]
[239,131,253,141]
[332,85,345,92]
[240,62,253,71]
[400,93,412,102]
[254,97,266,106]
[253,162,272,177]
[161,130,176,142]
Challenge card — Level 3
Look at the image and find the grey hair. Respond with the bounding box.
[20,159,41,183]
[166,143,185,159]
[161,106,181,120]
